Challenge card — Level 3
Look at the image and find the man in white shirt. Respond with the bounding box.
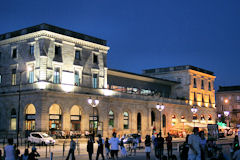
[109,132,119,160]
[188,127,201,160]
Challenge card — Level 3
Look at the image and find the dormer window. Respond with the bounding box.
[75,50,81,60]
[30,45,34,56]
[12,48,17,59]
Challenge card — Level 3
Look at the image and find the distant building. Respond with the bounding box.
[0,24,216,138]
[216,86,240,127]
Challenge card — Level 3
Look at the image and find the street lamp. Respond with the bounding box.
[88,97,99,136]
[156,103,165,137]
[191,106,198,127]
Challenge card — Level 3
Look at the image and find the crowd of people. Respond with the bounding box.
[1,129,240,160]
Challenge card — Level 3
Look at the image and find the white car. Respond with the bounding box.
[28,132,55,145]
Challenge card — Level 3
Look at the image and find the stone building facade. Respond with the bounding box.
[216,86,240,128]
[0,24,217,138]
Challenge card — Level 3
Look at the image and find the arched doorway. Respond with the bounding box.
[49,104,62,131]
[137,113,141,132]
[70,105,81,132]
[25,104,36,137]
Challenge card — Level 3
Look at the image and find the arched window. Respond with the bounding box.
[151,111,155,126]
[123,112,129,129]
[25,104,36,131]
[162,114,166,128]
[10,108,16,130]
[137,113,141,131]
[109,110,114,128]
[70,105,81,131]
[49,104,62,130]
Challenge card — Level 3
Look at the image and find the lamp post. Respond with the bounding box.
[191,106,198,127]
[156,103,164,160]
[88,97,99,137]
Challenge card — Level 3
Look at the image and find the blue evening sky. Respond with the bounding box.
[1,0,240,89]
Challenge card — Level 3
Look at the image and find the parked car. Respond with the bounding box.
[28,132,55,145]
[123,134,141,144]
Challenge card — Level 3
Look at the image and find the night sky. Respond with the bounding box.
[1,0,240,89]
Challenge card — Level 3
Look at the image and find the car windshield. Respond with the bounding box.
[42,133,50,138]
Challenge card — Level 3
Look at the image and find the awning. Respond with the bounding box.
[185,123,207,128]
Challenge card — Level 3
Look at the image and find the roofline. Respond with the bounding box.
[0,23,107,46]
[108,68,179,84]
[217,85,240,92]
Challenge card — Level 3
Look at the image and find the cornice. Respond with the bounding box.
[0,30,110,52]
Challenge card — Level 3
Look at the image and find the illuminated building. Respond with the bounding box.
[0,24,216,138]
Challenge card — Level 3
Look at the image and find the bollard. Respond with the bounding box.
[63,141,65,157]
[77,138,80,155]
[50,152,53,160]
[45,144,48,158]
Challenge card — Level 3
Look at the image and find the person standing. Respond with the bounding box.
[109,132,119,160]
[166,132,172,158]
[66,137,76,160]
[96,134,105,160]
[28,146,40,160]
[145,135,151,160]
[188,127,201,160]
[105,138,110,159]
[199,131,207,160]
[151,133,156,149]
[21,149,29,160]
[87,135,94,160]
[158,134,164,159]
[4,138,16,160]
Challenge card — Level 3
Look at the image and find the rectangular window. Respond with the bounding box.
[11,69,16,85]
[75,50,81,60]
[92,74,98,88]
[12,48,17,59]
[74,70,80,86]
[0,52,2,60]
[208,82,211,91]
[10,118,16,130]
[201,80,204,89]
[93,54,98,64]
[55,46,61,56]
[29,70,34,83]
[30,45,34,56]
[53,67,60,84]
[193,78,197,88]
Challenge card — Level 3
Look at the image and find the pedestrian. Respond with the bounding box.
[233,135,239,152]
[120,138,127,158]
[21,149,29,160]
[28,146,40,160]
[145,135,151,160]
[166,132,172,158]
[15,149,20,160]
[130,136,138,156]
[199,131,207,160]
[188,127,201,160]
[66,137,76,160]
[233,146,240,160]
[105,137,110,159]
[96,134,105,160]
[158,134,164,159]
[180,134,189,160]
[154,134,159,158]
[4,138,16,160]
[109,132,119,160]
[87,134,94,160]
[151,133,155,149]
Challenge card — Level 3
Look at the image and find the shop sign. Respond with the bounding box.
[26,115,35,120]
[71,116,80,121]
[50,115,60,120]
[89,116,98,121]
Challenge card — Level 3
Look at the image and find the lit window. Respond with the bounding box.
[109,110,114,128]
[123,112,129,129]
[53,67,60,84]
[12,48,17,59]
[11,69,16,85]
[30,45,34,56]
[10,109,16,130]
[29,69,34,83]
[93,54,98,64]
[92,74,98,88]
[74,70,80,86]
[75,50,81,60]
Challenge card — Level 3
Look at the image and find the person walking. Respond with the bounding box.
[28,146,40,160]
[152,133,156,149]
[66,137,76,160]
[4,138,16,160]
[158,134,164,159]
[96,134,105,160]
[188,127,201,160]
[120,138,127,158]
[131,136,138,156]
[145,135,151,160]
[109,132,119,160]
[105,138,110,159]
[87,135,94,160]
[166,132,172,158]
